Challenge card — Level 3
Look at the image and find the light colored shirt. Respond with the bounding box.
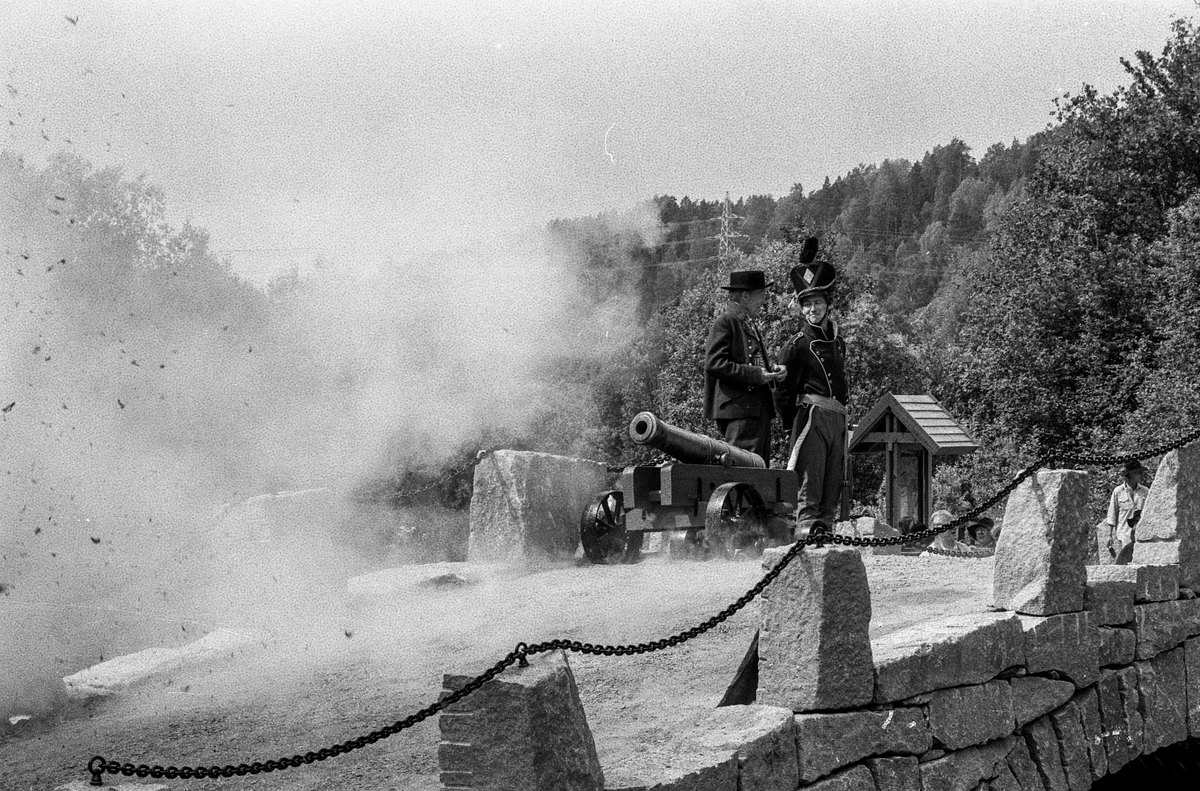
[1106,482,1149,547]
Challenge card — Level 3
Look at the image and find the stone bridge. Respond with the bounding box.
[438,444,1200,790]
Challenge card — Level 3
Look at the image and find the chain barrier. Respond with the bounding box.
[85,426,1200,786]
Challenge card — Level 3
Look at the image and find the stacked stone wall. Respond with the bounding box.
[440,443,1200,790]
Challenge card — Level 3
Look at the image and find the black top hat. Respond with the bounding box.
[1122,459,1146,474]
[789,260,837,298]
[721,270,773,291]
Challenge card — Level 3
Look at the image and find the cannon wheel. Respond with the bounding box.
[705,482,768,558]
[580,491,642,564]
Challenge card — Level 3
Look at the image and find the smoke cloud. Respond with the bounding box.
[0,149,659,729]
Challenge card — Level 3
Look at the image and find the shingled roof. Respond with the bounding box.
[849,393,979,457]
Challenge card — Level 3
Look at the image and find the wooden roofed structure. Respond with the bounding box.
[849,393,979,530]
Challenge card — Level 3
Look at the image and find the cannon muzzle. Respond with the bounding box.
[628,412,766,468]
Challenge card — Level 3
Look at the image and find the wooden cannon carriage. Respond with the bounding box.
[579,412,799,563]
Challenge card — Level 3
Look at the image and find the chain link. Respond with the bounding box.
[905,543,995,559]
[86,427,1200,786]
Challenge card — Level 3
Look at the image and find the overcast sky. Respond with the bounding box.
[2,0,1195,283]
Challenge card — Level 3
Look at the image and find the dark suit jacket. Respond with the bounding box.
[772,318,848,446]
[703,308,773,420]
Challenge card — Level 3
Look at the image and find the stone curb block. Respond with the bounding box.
[1133,600,1186,659]
[872,612,1024,704]
[1135,646,1188,754]
[1009,676,1075,729]
[918,735,1017,791]
[925,680,1014,750]
[1018,612,1099,688]
[865,756,920,791]
[1097,627,1135,667]
[992,470,1089,616]
[61,628,271,700]
[794,707,928,783]
[759,546,875,713]
[1083,568,1135,626]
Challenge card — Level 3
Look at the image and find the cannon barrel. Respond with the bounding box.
[628,412,766,468]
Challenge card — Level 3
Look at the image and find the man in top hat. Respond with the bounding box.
[1104,459,1150,563]
[704,270,787,464]
[773,251,848,536]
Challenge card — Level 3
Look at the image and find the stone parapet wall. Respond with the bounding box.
[441,444,1200,789]
[584,569,1200,790]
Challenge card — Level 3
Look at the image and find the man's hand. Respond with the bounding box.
[763,364,787,383]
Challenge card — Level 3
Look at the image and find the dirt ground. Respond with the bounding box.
[4,550,995,791]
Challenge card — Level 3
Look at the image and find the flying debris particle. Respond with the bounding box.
[117,399,124,409]
[31,346,39,355]
[33,526,40,534]
[65,15,79,25]
[130,360,139,366]
[20,253,29,260]
[89,536,100,544]
[344,630,353,639]
[53,195,66,201]
[0,583,8,594]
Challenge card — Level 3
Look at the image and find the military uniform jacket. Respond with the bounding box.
[772,319,848,440]
[703,307,773,420]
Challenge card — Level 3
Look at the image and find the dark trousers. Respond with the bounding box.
[716,414,772,466]
[786,405,846,530]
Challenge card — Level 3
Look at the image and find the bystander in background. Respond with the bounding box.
[1103,459,1149,564]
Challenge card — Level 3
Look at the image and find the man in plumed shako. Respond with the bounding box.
[773,251,848,535]
[704,270,787,464]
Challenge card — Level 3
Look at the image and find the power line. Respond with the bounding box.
[717,192,749,266]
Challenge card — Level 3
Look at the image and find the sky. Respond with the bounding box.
[2,0,1196,284]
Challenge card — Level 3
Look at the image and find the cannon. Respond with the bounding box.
[580,412,800,564]
[627,412,767,469]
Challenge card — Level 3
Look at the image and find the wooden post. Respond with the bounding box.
[885,414,896,529]
[840,424,853,521]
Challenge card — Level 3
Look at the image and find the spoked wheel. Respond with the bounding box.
[580,491,640,564]
[705,482,768,558]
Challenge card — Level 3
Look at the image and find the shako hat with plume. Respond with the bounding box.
[788,237,837,299]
